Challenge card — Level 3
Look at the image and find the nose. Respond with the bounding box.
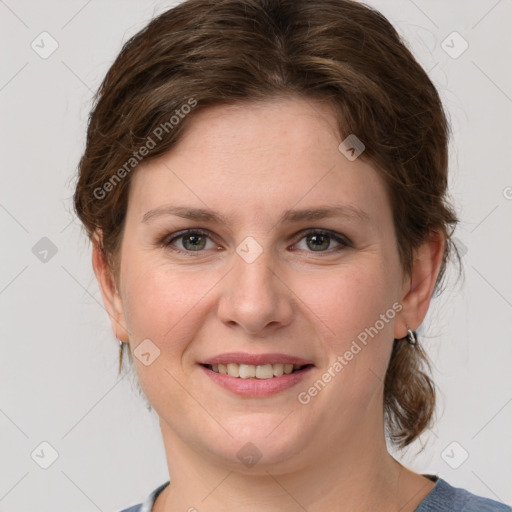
[217,245,294,336]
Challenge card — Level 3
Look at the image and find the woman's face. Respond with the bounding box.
[100,97,416,472]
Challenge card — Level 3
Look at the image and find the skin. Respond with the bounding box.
[93,97,444,511]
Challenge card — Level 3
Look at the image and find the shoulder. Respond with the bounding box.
[415,476,511,512]
[117,481,170,512]
[118,506,142,512]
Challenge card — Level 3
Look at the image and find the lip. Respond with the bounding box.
[197,352,315,398]
[199,363,314,397]
[199,352,314,366]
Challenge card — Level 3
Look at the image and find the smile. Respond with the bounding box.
[203,363,311,379]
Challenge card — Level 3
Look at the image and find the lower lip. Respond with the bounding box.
[199,364,314,397]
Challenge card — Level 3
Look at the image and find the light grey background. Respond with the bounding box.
[1,0,511,510]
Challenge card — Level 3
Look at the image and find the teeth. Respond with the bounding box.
[273,363,284,377]
[256,364,274,379]
[239,364,256,378]
[208,362,305,379]
[227,363,240,377]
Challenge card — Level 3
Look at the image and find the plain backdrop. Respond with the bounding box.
[1,1,511,510]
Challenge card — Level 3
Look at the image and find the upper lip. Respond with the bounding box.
[200,352,314,366]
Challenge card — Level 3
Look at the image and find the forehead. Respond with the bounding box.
[127,98,392,230]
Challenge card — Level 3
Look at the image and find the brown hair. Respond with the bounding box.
[73,0,460,449]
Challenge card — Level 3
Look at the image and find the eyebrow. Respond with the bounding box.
[142,204,371,225]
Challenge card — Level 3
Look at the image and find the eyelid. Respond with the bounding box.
[161,228,216,254]
[161,227,352,255]
[293,228,352,250]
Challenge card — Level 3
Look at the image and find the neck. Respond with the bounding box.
[153,411,431,512]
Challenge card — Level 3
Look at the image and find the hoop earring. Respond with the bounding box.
[406,328,418,346]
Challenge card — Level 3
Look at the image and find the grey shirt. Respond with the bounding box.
[118,474,512,512]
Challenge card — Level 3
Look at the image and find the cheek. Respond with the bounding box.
[305,263,397,342]
[122,250,399,351]
[119,260,210,407]
[305,262,399,407]
[120,254,218,351]
[283,263,398,428]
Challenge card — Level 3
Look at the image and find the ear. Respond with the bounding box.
[91,231,129,342]
[394,230,445,339]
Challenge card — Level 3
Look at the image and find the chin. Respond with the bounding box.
[203,414,314,471]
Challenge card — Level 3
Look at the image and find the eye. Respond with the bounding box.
[162,228,351,256]
[164,229,217,253]
[293,229,350,253]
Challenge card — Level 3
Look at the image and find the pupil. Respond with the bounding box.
[184,234,204,250]
[308,234,329,251]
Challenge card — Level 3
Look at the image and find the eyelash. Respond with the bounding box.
[160,228,352,257]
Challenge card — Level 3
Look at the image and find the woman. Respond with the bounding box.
[73,0,511,511]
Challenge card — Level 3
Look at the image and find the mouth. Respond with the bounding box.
[201,362,313,379]
[198,352,315,396]
[199,362,314,397]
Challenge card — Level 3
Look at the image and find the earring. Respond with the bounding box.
[406,328,418,346]
[118,338,124,347]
